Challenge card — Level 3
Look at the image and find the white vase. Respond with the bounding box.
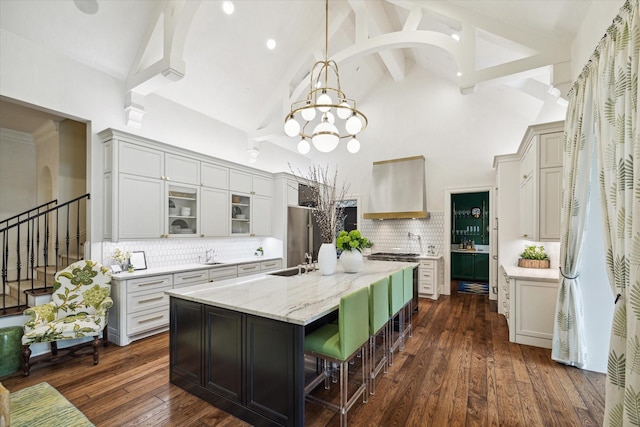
[317,243,337,276]
[340,249,363,273]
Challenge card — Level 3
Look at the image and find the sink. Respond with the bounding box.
[268,267,313,277]
[201,261,225,265]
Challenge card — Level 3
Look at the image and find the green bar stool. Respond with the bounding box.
[400,266,414,351]
[304,286,370,427]
[369,277,389,395]
[388,270,404,366]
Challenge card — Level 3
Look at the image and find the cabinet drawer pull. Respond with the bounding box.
[138,280,165,286]
[179,274,205,280]
[139,296,165,304]
[263,262,276,267]
[241,266,258,271]
[138,315,164,324]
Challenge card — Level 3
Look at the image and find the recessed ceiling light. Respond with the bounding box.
[451,33,460,42]
[266,39,276,50]
[222,1,234,15]
[456,71,462,77]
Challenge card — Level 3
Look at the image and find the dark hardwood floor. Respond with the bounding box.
[1,292,605,426]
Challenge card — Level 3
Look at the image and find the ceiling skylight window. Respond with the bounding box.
[267,39,276,50]
[222,1,234,15]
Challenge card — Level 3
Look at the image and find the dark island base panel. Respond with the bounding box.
[170,297,306,427]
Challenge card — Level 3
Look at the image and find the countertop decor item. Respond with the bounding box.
[518,245,550,269]
[112,247,132,271]
[336,230,372,273]
[283,0,367,154]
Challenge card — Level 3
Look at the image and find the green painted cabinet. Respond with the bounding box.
[451,252,489,282]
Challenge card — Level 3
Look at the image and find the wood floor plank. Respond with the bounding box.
[1,293,606,426]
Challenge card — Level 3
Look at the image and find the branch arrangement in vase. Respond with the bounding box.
[290,164,350,243]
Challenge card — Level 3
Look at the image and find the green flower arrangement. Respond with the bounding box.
[336,230,372,252]
[519,245,549,260]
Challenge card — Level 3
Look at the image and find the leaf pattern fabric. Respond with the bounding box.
[587,1,640,425]
[22,260,113,345]
[551,39,591,368]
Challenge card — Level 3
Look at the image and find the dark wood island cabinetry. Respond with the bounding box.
[170,298,304,426]
[166,260,418,426]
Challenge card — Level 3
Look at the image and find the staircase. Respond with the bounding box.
[1,194,90,316]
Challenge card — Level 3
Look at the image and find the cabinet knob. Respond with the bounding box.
[522,174,527,179]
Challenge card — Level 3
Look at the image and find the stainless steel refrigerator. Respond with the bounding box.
[287,206,322,268]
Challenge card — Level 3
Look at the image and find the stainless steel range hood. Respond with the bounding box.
[364,155,428,220]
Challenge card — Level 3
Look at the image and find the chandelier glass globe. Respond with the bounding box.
[336,101,351,119]
[301,104,316,121]
[297,138,311,154]
[284,116,300,137]
[312,121,339,152]
[347,137,360,153]
[316,92,332,113]
[345,115,363,135]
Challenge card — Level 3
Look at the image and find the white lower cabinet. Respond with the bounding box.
[502,270,558,349]
[209,265,239,281]
[110,274,173,345]
[260,259,282,272]
[173,269,209,289]
[237,259,282,277]
[109,260,282,346]
[514,279,558,348]
[418,258,441,300]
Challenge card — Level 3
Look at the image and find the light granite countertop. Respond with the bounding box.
[502,264,559,282]
[165,260,418,326]
[110,256,282,281]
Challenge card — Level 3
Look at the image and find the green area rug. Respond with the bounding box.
[10,382,94,427]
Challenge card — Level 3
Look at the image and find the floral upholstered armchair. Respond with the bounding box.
[21,260,113,376]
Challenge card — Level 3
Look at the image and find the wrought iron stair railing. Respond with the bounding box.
[1,193,90,315]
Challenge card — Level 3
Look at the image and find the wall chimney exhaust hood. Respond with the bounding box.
[364,155,428,220]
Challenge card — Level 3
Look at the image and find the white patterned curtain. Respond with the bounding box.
[595,0,640,425]
[551,62,594,368]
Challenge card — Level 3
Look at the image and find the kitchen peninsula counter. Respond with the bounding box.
[167,260,418,427]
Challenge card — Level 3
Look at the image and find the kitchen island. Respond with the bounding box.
[165,260,418,427]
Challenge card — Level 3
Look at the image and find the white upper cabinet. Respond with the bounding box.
[201,162,229,189]
[230,169,273,197]
[539,132,563,168]
[118,174,165,239]
[517,122,564,241]
[100,129,274,240]
[165,153,200,185]
[201,187,229,236]
[252,195,272,236]
[118,142,164,178]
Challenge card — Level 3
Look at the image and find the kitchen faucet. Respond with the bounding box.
[304,252,315,272]
[205,249,215,262]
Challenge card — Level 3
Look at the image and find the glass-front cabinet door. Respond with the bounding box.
[168,184,199,236]
[231,193,251,235]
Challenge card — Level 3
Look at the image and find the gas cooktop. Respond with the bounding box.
[369,252,420,259]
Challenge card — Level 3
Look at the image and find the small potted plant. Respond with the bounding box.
[336,230,373,273]
[518,245,550,269]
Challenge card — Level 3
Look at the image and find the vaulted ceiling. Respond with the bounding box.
[0,0,592,151]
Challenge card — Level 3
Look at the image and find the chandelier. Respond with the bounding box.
[283,0,367,154]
